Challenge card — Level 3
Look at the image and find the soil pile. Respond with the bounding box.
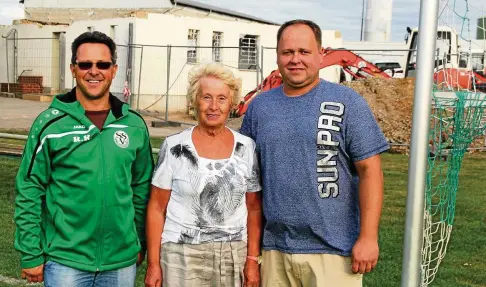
[228,78,416,148]
[343,77,415,152]
[227,77,485,154]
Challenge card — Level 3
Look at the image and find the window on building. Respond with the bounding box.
[187,29,199,63]
[212,32,223,62]
[238,34,258,70]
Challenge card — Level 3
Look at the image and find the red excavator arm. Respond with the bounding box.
[320,48,391,79]
[232,48,391,117]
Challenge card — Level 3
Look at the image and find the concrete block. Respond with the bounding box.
[22,94,54,102]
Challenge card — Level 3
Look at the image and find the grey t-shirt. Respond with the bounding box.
[240,79,389,256]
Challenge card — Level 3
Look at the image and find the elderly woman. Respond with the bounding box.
[144,63,262,287]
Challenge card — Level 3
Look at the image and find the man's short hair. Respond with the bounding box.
[277,19,322,48]
[71,31,117,65]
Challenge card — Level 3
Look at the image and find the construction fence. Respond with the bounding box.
[6,35,483,122]
[1,35,269,120]
[2,31,65,96]
[127,45,263,117]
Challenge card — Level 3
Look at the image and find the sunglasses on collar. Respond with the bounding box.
[74,61,113,70]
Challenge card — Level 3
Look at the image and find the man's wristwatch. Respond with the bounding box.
[247,255,263,265]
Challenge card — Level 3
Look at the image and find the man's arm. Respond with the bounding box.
[351,154,384,274]
[14,122,52,279]
[131,127,154,260]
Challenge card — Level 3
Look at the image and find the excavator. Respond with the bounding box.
[231,26,486,118]
[231,48,392,117]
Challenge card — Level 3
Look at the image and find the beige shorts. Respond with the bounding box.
[261,250,363,287]
[161,241,247,287]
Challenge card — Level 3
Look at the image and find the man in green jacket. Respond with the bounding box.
[14,31,154,286]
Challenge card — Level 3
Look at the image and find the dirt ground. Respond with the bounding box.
[226,77,485,154]
[343,78,415,152]
[223,78,417,148]
[343,78,485,153]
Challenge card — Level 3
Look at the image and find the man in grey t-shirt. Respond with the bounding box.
[240,19,389,286]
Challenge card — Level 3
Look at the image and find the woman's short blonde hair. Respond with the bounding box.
[187,63,242,113]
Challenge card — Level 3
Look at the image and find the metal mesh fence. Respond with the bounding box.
[129,45,260,120]
[2,30,17,93]
[260,47,277,82]
[111,44,141,104]
[3,36,61,95]
[131,45,169,112]
[6,37,479,126]
[168,46,259,111]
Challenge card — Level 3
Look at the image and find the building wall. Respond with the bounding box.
[1,13,343,114]
[0,23,68,92]
[133,13,281,112]
[168,6,275,25]
[24,0,172,9]
[23,6,272,26]
[0,26,13,85]
[133,13,342,112]
[0,19,134,96]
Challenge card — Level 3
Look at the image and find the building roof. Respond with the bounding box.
[171,0,280,25]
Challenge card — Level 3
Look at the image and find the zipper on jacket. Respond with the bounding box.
[96,128,107,271]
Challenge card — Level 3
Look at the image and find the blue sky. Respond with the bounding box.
[1,0,484,42]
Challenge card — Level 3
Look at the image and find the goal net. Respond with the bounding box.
[422,0,486,285]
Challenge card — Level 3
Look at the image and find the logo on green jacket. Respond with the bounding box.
[114,130,129,148]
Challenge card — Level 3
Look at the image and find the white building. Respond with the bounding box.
[1,0,343,113]
[342,41,407,63]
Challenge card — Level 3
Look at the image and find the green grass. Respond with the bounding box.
[362,153,486,287]
[149,138,164,151]
[0,157,22,281]
[0,150,485,286]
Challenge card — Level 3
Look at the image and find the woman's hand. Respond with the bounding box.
[243,259,260,287]
[144,263,162,287]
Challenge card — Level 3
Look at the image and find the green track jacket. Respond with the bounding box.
[14,88,154,272]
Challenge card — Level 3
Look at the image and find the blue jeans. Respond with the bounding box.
[43,261,136,287]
